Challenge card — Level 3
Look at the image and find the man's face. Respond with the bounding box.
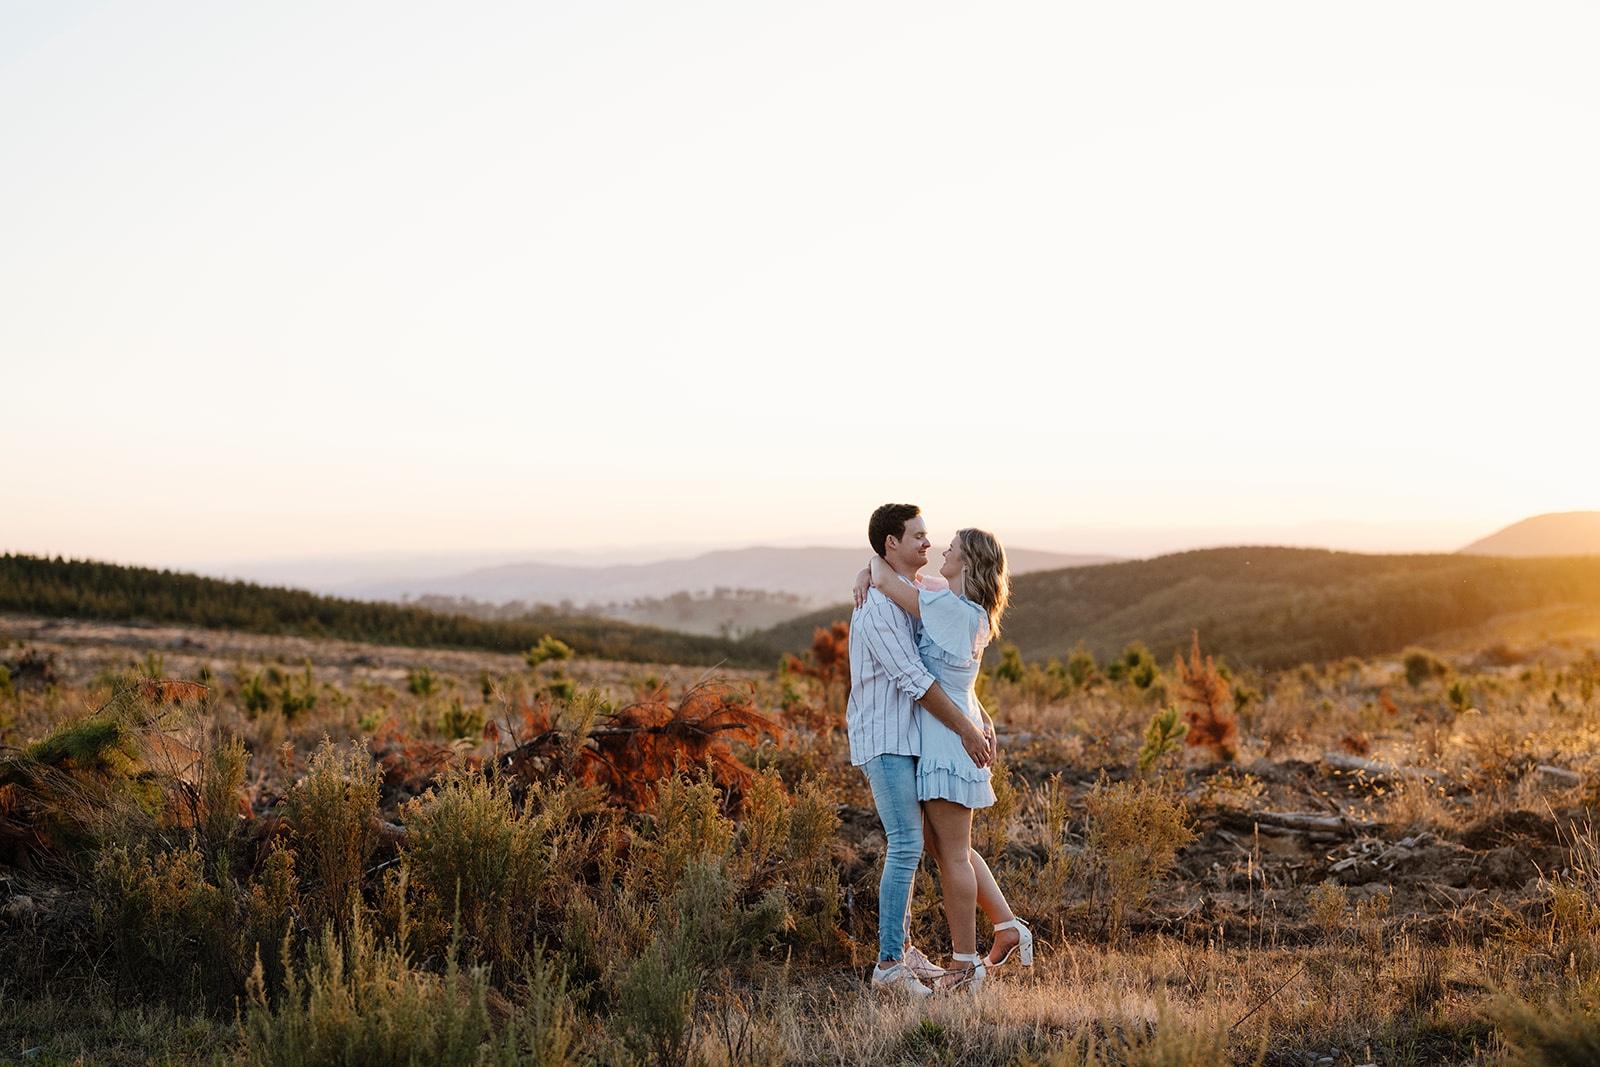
[885,515,931,571]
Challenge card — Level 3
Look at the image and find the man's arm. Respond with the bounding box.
[918,682,994,768]
[855,602,937,699]
[857,602,993,768]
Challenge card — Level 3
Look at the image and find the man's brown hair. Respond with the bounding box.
[868,503,921,558]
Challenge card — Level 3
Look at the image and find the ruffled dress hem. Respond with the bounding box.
[916,757,996,809]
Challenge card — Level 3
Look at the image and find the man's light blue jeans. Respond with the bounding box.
[861,753,922,962]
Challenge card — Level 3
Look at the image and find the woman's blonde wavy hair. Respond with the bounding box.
[955,527,1009,640]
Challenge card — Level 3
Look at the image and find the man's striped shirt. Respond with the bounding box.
[846,585,937,767]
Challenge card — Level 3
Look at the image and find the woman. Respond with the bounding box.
[853,527,1032,990]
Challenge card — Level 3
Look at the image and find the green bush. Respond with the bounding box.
[407,667,439,697]
[993,643,1026,684]
[525,635,575,670]
[783,777,844,956]
[239,914,533,1067]
[241,671,272,715]
[614,936,698,1067]
[92,844,242,1004]
[285,740,380,935]
[645,771,736,895]
[400,770,553,971]
[439,698,485,741]
[1403,647,1447,688]
[1065,644,1099,689]
[1107,642,1159,689]
[1137,706,1188,774]
[197,733,248,877]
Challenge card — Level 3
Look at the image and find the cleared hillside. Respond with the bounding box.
[755,547,1600,669]
[0,554,765,668]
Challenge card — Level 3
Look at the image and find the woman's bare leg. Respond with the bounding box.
[969,848,1021,964]
[923,800,977,959]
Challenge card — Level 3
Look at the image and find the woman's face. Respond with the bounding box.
[938,535,965,583]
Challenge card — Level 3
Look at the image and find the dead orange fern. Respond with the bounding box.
[499,681,783,811]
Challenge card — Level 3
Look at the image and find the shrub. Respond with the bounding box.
[614,936,699,1067]
[1403,647,1447,688]
[0,679,206,865]
[285,740,380,935]
[239,914,536,1067]
[734,767,790,888]
[646,771,736,895]
[92,844,242,1004]
[439,698,485,741]
[400,769,553,970]
[1137,706,1188,774]
[1107,642,1159,689]
[1079,775,1194,940]
[1306,879,1347,939]
[246,845,299,996]
[1065,643,1099,689]
[275,663,319,719]
[978,756,1016,856]
[407,667,439,698]
[784,776,844,956]
[615,860,787,1066]
[993,643,1026,684]
[196,732,248,877]
[241,671,272,715]
[525,635,574,670]
[242,664,318,719]
[1492,975,1600,1067]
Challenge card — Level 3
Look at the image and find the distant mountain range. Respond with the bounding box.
[1458,512,1600,558]
[330,546,1116,610]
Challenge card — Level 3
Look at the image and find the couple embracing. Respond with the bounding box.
[846,503,1032,995]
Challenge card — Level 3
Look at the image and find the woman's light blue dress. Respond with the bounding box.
[915,588,996,809]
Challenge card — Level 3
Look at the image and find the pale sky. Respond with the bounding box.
[4,2,1597,569]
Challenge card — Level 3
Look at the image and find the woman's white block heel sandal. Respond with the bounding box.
[990,917,1033,967]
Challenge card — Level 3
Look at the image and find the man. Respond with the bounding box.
[847,503,994,996]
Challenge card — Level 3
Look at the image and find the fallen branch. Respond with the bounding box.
[1251,810,1381,834]
[1321,752,1439,780]
[1535,764,1582,788]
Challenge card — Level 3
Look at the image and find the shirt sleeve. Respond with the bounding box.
[857,600,937,700]
[918,588,983,665]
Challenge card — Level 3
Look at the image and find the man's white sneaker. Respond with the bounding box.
[901,945,948,981]
[870,961,933,998]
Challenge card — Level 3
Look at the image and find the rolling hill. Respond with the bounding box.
[0,554,765,668]
[755,546,1600,669]
[1459,511,1600,557]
